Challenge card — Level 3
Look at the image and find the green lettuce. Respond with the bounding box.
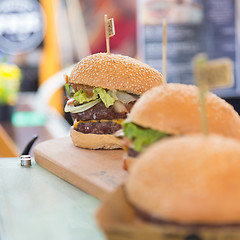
[93,87,115,108]
[73,89,98,104]
[123,122,169,152]
[72,87,116,107]
[65,83,71,96]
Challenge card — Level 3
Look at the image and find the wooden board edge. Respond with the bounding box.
[34,147,110,200]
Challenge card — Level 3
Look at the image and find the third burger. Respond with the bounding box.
[126,134,240,227]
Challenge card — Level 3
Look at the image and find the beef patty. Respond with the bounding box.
[127,148,140,158]
[74,121,122,134]
[72,101,135,134]
[72,101,134,121]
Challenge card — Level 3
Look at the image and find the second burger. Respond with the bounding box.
[122,83,240,169]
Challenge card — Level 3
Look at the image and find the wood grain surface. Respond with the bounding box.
[34,137,127,200]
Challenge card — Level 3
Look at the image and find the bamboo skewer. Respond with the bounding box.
[104,14,115,54]
[104,14,110,54]
[199,83,209,135]
[162,19,167,87]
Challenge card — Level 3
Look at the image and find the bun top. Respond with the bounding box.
[68,53,163,95]
[126,134,240,225]
[127,83,240,139]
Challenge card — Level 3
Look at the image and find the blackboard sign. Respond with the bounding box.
[137,0,240,98]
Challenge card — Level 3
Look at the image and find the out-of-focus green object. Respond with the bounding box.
[12,111,46,127]
[0,61,22,105]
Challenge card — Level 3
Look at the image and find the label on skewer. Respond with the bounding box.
[104,15,115,54]
[194,54,234,90]
[106,18,115,38]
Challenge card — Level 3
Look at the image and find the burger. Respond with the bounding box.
[125,134,240,233]
[122,83,240,169]
[64,53,163,149]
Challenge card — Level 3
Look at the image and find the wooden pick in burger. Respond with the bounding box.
[104,14,115,54]
[162,19,167,88]
[193,53,234,135]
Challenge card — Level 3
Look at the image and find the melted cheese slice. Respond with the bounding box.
[74,119,124,128]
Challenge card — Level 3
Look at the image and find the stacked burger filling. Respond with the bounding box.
[122,122,170,157]
[64,76,138,135]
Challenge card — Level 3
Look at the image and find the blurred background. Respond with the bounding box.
[0,0,239,157]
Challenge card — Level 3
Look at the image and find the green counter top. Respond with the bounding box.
[0,157,105,240]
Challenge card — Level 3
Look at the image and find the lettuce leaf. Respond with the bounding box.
[72,87,116,107]
[93,87,115,108]
[73,89,98,104]
[65,83,75,97]
[123,122,169,152]
[65,83,71,96]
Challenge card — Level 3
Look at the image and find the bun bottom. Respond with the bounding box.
[70,126,123,149]
[123,154,137,171]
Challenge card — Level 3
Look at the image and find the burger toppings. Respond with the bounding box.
[74,120,123,134]
[70,102,129,135]
[66,98,76,105]
[113,101,127,113]
[74,119,124,125]
[123,122,170,154]
[65,85,115,109]
[127,147,139,158]
[111,91,137,104]
[65,83,138,112]
[71,102,132,121]
[65,99,101,113]
[64,82,138,135]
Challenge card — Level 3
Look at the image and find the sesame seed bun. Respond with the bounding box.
[127,83,240,139]
[68,53,163,94]
[126,134,240,225]
[70,127,122,149]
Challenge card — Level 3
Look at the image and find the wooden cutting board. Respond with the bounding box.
[34,137,128,200]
